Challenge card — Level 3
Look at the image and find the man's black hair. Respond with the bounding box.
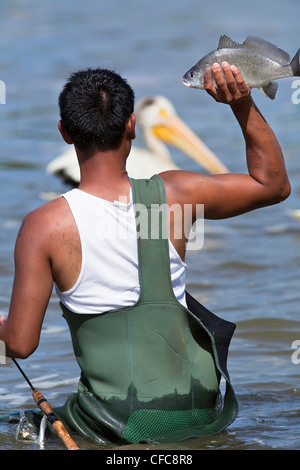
[58,68,135,154]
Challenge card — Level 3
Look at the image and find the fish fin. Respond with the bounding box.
[244,36,290,64]
[218,35,242,50]
[290,48,300,76]
[259,81,278,100]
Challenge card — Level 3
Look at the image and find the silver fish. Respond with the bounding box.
[183,35,300,99]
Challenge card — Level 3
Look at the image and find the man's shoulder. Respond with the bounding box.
[159,169,208,205]
[22,195,71,233]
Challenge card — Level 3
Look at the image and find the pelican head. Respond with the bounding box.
[134,95,228,174]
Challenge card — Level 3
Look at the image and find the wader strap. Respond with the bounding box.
[130,175,177,303]
[130,175,239,441]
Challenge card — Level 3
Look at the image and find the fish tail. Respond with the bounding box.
[291,48,300,76]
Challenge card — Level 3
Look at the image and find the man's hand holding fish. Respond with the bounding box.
[177,58,291,220]
[204,61,251,105]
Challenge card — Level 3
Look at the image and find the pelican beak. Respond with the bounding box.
[152,112,229,174]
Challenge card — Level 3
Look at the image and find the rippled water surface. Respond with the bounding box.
[0,0,300,451]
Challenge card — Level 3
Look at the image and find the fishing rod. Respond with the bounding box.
[12,358,80,450]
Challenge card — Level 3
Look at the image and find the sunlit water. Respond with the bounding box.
[0,0,300,450]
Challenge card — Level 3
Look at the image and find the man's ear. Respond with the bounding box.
[58,120,73,144]
[126,113,136,141]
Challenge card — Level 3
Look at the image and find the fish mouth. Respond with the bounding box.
[182,78,191,87]
[182,75,203,89]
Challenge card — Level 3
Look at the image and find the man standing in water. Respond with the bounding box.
[0,63,290,444]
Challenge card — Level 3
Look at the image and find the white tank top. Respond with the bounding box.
[55,188,187,314]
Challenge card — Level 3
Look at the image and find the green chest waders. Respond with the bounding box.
[57,175,238,445]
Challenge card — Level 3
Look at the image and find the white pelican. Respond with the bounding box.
[46,95,228,185]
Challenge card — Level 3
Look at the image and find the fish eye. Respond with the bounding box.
[190,71,194,78]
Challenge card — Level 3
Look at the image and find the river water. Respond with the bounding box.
[0,0,300,451]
